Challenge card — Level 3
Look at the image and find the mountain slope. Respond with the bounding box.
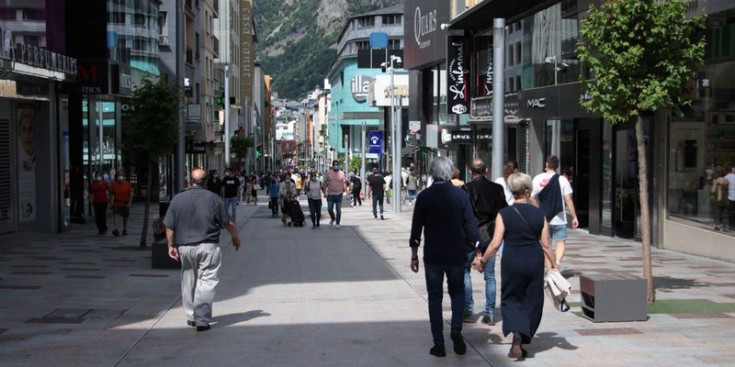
[254,0,401,100]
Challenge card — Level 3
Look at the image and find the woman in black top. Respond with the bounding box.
[475,172,558,360]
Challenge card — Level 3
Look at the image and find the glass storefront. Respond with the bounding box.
[668,59,735,232]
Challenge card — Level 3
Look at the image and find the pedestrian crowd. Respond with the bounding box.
[410,155,576,360]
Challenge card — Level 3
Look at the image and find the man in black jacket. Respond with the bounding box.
[463,158,508,324]
[410,157,480,358]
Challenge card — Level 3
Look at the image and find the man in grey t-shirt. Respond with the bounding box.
[164,169,241,331]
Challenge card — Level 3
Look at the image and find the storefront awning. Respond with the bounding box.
[449,0,556,30]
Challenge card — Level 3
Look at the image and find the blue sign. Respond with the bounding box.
[368,131,383,154]
[370,32,389,49]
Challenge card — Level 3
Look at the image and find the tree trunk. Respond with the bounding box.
[140,162,152,248]
[635,114,655,305]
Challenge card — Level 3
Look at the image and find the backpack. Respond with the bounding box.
[352,177,362,190]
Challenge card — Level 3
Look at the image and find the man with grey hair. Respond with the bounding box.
[410,156,481,358]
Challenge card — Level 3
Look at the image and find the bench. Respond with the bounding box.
[579,273,647,322]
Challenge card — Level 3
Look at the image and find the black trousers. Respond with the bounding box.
[93,203,108,233]
[352,189,362,206]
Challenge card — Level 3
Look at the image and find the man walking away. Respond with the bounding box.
[367,167,386,220]
[111,173,133,236]
[90,173,110,235]
[268,175,280,218]
[410,157,480,358]
[463,158,508,324]
[221,169,240,223]
[164,169,241,331]
[350,171,362,207]
[325,160,348,228]
[726,165,735,230]
[531,155,579,268]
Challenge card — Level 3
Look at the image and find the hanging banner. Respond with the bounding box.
[368,131,383,154]
[447,35,468,115]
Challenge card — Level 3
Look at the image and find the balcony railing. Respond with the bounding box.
[186,47,193,65]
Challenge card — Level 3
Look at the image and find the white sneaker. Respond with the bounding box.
[335,224,340,229]
[330,220,335,226]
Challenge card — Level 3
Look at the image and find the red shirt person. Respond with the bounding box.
[89,174,110,235]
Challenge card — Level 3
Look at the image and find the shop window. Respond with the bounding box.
[668,59,735,231]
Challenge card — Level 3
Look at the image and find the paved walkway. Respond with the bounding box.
[0,194,734,366]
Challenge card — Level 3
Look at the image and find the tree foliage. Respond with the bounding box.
[231,135,253,160]
[125,78,181,161]
[577,0,705,122]
[124,77,180,248]
[577,0,706,305]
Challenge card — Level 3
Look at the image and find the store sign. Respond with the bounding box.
[471,93,520,123]
[186,139,207,154]
[351,75,374,103]
[11,40,77,76]
[187,104,201,121]
[447,36,468,115]
[368,131,383,154]
[404,0,450,69]
[76,61,110,95]
[450,130,491,144]
[409,120,421,133]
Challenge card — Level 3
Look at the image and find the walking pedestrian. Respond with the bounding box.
[164,169,241,332]
[268,175,280,218]
[406,169,419,205]
[279,172,297,226]
[250,176,258,205]
[474,172,558,359]
[221,169,240,223]
[712,168,729,231]
[110,173,133,236]
[367,167,386,220]
[410,157,481,358]
[324,160,347,228]
[349,171,362,207]
[206,170,222,195]
[726,165,735,229]
[89,173,110,235]
[495,160,519,206]
[530,155,579,268]
[463,158,508,324]
[305,170,324,229]
[451,168,465,189]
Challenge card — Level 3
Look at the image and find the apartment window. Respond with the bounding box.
[508,45,514,65]
[357,16,375,28]
[111,11,126,24]
[388,39,401,50]
[134,13,145,26]
[382,14,402,25]
[516,75,521,91]
[515,42,521,66]
[355,41,370,50]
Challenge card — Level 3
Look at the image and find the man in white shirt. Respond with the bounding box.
[531,155,579,268]
[726,165,735,229]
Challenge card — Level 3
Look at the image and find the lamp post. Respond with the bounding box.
[382,55,402,214]
[224,64,231,168]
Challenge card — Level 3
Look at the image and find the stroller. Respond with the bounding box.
[282,200,306,227]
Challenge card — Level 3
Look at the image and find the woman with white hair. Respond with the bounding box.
[409,156,481,358]
[475,172,558,360]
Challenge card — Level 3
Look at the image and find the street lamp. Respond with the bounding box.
[381,54,402,214]
[544,55,569,86]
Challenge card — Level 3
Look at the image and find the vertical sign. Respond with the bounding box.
[240,0,254,108]
[17,104,36,223]
[368,131,383,154]
[447,36,468,114]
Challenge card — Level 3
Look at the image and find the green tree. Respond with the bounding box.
[125,78,180,248]
[230,135,253,169]
[349,156,361,174]
[577,0,705,305]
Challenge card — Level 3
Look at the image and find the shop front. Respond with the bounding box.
[0,41,77,234]
[404,0,452,177]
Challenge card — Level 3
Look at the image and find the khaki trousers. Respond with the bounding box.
[178,243,222,323]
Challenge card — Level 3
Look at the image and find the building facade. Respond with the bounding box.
[449,0,735,261]
[326,3,406,171]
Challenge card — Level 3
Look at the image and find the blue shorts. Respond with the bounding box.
[549,224,568,242]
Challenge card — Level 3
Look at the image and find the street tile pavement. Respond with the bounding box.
[0,194,733,366]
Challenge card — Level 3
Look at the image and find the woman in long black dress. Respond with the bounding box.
[475,172,558,359]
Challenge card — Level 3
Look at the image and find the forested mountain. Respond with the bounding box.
[254,0,401,100]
